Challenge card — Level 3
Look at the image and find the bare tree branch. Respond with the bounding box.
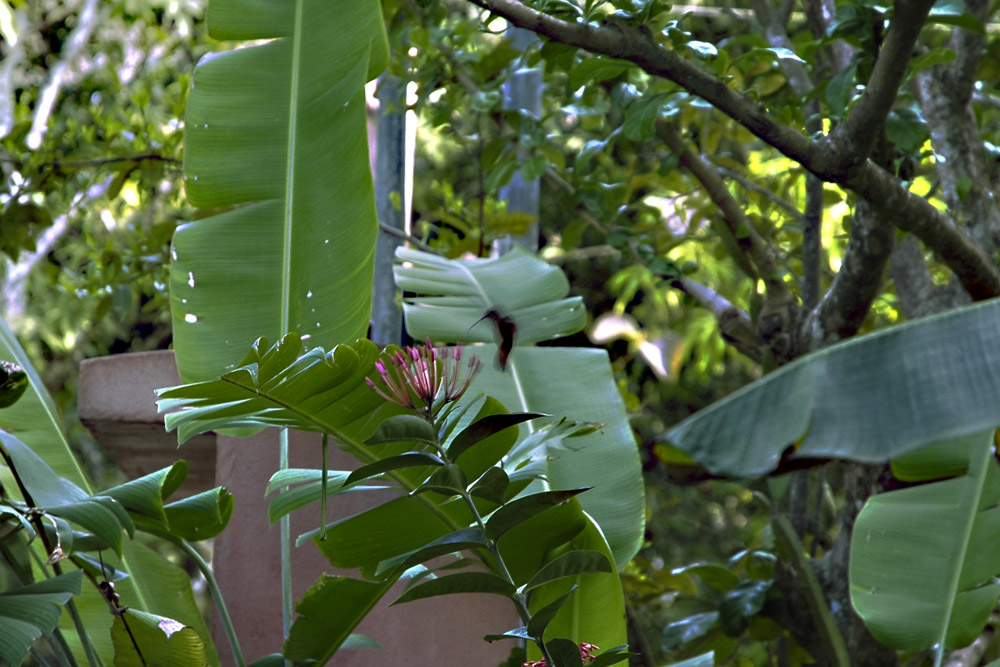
[656,122,763,284]
[844,160,1000,299]
[890,234,969,319]
[799,199,895,349]
[828,0,937,169]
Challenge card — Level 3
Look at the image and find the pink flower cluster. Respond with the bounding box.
[366,338,481,416]
[522,642,600,666]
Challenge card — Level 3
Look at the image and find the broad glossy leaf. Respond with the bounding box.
[719,580,770,636]
[469,467,510,504]
[311,495,460,570]
[523,550,613,592]
[110,609,208,667]
[546,638,583,667]
[394,246,586,346]
[667,298,1000,477]
[486,489,589,541]
[375,527,490,578]
[415,463,468,496]
[661,613,719,652]
[526,587,575,639]
[588,646,632,667]
[0,571,81,667]
[172,0,389,382]
[501,500,627,657]
[102,462,188,526]
[391,572,515,605]
[0,431,130,554]
[851,429,1000,651]
[283,575,395,663]
[366,414,438,446]
[346,452,443,486]
[447,412,547,460]
[161,487,234,541]
[457,346,642,570]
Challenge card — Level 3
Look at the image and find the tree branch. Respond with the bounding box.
[469,0,1000,300]
[845,160,1000,299]
[828,0,937,169]
[656,122,764,284]
[799,199,895,349]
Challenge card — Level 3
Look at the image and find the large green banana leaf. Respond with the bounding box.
[172,0,388,382]
[850,429,1000,654]
[395,246,587,344]
[0,318,218,664]
[666,297,1000,477]
[393,247,644,570]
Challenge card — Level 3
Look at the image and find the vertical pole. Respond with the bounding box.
[496,27,542,255]
[372,74,406,345]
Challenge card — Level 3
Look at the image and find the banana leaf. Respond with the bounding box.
[665,297,1000,477]
[172,0,389,382]
[393,247,644,570]
[395,246,587,344]
[850,429,1000,653]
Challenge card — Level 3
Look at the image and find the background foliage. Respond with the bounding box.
[9,0,1000,665]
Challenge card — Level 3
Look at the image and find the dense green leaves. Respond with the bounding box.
[157,335,394,445]
[0,572,82,667]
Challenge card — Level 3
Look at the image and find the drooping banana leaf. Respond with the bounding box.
[393,247,644,570]
[665,297,1000,477]
[172,0,389,382]
[850,429,1000,653]
[0,317,218,664]
[394,246,587,344]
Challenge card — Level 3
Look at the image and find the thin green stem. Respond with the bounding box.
[457,490,555,666]
[165,535,247,667]
[320,434,328,540]
[279,428,293,641]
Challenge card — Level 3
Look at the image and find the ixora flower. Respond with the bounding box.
[522,642,600,667]
[366,338,482,417]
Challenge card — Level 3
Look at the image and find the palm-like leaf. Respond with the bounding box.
[157,335,392,447]
[666,298,1000,477]
[850,429,1000,653]
[393,247,643,569]
[172,0,388,382]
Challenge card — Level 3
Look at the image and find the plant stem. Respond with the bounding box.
[320,434,328,540]
[458,490,556,666]
[167,536,247,667]
[279,428,293,643]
